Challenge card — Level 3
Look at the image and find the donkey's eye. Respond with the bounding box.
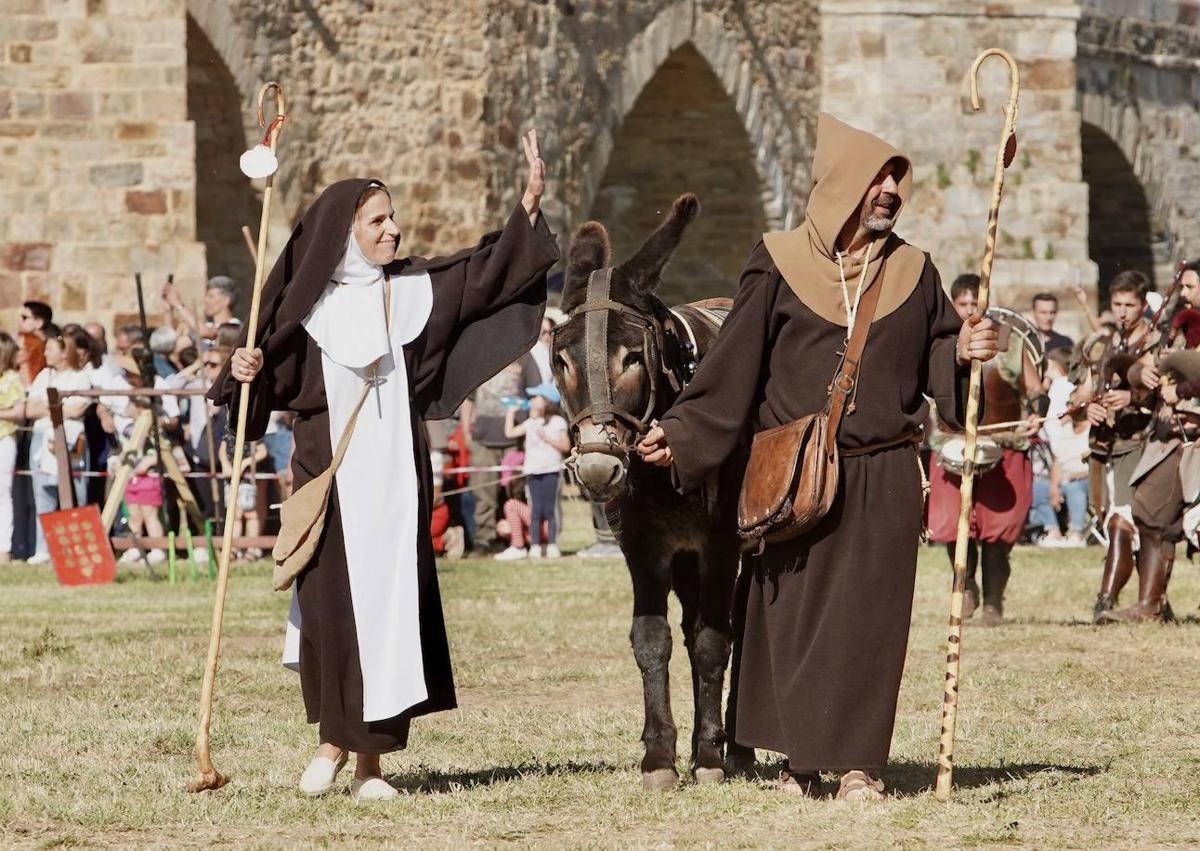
[622,352,644,371]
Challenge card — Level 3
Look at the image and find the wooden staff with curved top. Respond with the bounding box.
[188,81,286,793]
[935,49,1020,803]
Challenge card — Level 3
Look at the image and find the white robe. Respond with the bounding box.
[283,271,434,722]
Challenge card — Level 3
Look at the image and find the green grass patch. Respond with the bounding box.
[1,514,1198,847]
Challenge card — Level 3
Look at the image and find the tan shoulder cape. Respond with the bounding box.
[764,113,926,326]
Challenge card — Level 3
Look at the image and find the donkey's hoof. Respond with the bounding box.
[693,766,725,785]
[641,768,679,791]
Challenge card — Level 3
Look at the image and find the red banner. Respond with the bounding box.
[39,505,116,586]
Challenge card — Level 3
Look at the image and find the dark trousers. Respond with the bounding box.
[527,473,559,545]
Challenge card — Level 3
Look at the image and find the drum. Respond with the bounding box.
[938,435,1003,476]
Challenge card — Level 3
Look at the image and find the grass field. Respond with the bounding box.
[2,500,1199,848]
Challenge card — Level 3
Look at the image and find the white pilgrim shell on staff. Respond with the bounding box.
[239,143,279,179]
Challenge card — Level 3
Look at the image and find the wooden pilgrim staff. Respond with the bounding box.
[935,49,1020,803]
[188,81,286,793]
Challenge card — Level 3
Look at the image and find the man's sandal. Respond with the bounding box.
[776,768,822,798]
[837,770,885,801]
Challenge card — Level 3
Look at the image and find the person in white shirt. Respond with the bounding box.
[25,326,94,563]
[1031,348,1088,546]
[498,381,569,559]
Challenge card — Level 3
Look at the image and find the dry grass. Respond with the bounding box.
[2,499,1198,848]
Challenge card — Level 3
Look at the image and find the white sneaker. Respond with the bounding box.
[1061,535,1086,548]
[146,549,167,565]
[443,526,465,560]
[299,751,348,796]
[528,545,544,560]
[118,549,143,564]
[493,546,527,561]
[544,544,562,559]
[27,552,51,565]
[351,776,399,802]
[1037,536,1065,548]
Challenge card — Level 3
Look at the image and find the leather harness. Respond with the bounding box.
[552,268,711,457]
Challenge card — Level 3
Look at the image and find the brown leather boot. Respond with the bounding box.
[1100,530,1174,623]
[1093,515,1136,622]
[979,542,1011,627]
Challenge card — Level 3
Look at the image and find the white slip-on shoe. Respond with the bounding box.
[351,776,399,802]
[544,544,562,559]
[493,546,527,561]
[299,750,348,796]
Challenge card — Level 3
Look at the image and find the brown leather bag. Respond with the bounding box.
[737,269,883,546]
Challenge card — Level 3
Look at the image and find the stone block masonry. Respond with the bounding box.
[1,0,1197,340]
[0,0,205,336]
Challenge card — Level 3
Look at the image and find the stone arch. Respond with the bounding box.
[577,2,805,240]
[589,43,769,302]
[1076,43,1200,286]
[186,13,261,299]
[1079,120,1155,297]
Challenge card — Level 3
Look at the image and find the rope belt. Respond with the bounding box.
[840,430,922,457]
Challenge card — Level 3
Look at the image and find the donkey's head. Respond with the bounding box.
[552,193,700,501]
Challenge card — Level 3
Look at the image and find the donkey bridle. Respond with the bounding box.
[553,268,686,456]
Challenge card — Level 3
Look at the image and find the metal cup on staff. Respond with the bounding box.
[935,48,1020,803]
[188,81,286,794]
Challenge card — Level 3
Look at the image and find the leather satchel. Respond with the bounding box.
[737,268,884,546]
[271,280,391,591]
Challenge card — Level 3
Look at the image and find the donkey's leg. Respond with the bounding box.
[668,558,710,779]
[629,557,678,790]
[690,547,736,783]
[724,554,756,776]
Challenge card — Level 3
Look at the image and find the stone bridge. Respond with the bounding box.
[1,0,1198,332]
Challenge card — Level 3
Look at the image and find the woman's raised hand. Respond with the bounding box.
[521,128,545,223]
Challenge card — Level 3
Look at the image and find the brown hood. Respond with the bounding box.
[764,113,926,326]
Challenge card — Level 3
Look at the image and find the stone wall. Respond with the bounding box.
[184,0,497,293]
[0,0,205,333]
[478,0,820,301]
[1077,0,1200,289]
[819,0,1094,338]
[3,0,1199,336]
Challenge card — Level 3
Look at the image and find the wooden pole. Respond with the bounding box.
[46,387,75,509]
[100,409,154,531]
[935,48,1020,803]
[241,225,258,263]
[188,81,286,794]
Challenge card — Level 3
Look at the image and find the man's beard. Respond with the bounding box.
[861,192,898,233]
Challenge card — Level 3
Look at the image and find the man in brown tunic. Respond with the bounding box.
[1077,272,1154,621]
[637,113,997,799]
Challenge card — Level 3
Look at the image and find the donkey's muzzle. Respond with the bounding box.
[574,452,627,501]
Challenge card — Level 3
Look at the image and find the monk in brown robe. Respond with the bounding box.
[638,114,997,800]
[215,130,558,800]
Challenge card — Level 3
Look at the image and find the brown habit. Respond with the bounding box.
[211,179,558,752]
[659,114,968,771]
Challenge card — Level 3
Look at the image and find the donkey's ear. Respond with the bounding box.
[618,193,700,295]
[562,221,611,313]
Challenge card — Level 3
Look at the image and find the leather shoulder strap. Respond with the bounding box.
[824,261,885,449]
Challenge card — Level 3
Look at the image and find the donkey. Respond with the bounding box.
[551,194,750,789]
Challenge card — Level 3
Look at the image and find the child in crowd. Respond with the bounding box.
[220,437,268,562]
[117,398,167,565]
[1031,347,1088,546]
[498,382,569,559]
